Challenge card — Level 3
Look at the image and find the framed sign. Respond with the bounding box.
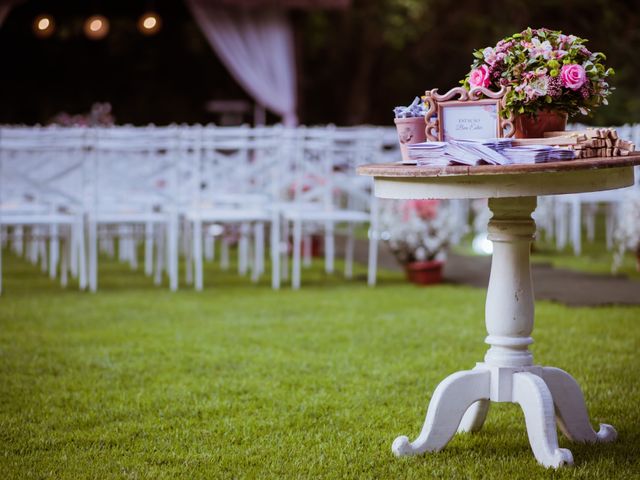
[423,86,514,141]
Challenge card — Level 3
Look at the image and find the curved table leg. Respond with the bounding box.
[393,368,490,456]
[513,372,574,468]
[540,367,617,443]
[458,399,491,433]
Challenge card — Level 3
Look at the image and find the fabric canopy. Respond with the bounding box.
[186,0,298,126]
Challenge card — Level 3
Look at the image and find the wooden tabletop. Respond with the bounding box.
[357,155,640,178]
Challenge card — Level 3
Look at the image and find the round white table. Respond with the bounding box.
[357,155,640,468]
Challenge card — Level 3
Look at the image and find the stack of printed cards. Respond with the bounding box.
[406,139,575,166]
[407,142,449,166]
[502,145,576,164]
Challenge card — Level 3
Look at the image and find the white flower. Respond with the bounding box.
[528,38,553,59]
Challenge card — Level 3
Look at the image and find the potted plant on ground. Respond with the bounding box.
[379,199,465,285]
[461,28,615,138]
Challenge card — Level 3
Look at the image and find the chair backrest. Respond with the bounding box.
[0,126,88,214]
[88,125,180,213]
[190,124,283,209]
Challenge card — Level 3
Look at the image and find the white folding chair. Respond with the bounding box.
[278,126,382,289]
[0,126,88,294]
[86,126,180,292]
[183,125,282,290]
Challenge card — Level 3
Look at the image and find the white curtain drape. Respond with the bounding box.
[0,0,18,28]
[186,0,298,126]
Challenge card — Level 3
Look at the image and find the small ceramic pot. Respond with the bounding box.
[394,117,427,163]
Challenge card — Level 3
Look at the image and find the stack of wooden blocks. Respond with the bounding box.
[512,128,636,158]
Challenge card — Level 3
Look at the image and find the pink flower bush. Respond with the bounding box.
[401,200,440,222]
[469,65,490,88]
[462,28,614,118]
[560,64,587,90]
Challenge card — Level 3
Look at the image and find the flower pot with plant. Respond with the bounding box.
[462,28,614,138]
[379,199,465,285]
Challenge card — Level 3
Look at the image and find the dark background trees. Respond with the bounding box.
[1,0,639,126]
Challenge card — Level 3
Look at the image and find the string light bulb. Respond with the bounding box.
[33,14,55,38]
[137,11,161,35]
[83,15,110,40]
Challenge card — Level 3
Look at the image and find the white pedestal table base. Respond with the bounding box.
[392,196,616,468]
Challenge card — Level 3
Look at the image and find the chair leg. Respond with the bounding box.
[144,221,153,277]
[239,222,249,276]
[325,221,334,274]
[292,219,302,289]
[271,214,281,290]
[88,220,98,293]
[570,197,581,256]
[118,225,126,263]
[605,204,616,250]
[154,226,164,286]
[77,217,87,290]
[281,219,289,281]
[60,231,68,288]
[168,216,178,292]
[344,223,354,279]
[185,221,193,285]
[28,227,38,264]
[49,224,59,280]
[39,230,48,273]
[204,233,214,261]
[13,226,24,256]
[220,236,230,271]
[368,197,379,287]
[129,228,138,271]
[555,203,567,250]
[251,222,262,283]
[70,222,78,279]
[0,228,3,295]
[303,233,312,267]
[193,220,203,291]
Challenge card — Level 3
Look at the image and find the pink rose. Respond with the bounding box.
[469,65,491,88]
[560,64,587,90]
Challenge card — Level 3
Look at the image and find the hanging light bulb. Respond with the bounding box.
[137,11,161,35]
[83,15,110,40]
[33,14,55,38]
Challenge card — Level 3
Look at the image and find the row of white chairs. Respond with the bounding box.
[0,124,389,294]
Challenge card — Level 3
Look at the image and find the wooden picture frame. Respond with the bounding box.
[423,86,514,141]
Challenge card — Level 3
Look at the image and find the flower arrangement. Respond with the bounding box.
[379,199,465,265]
[50,102,115,127]
[462,28,615,118]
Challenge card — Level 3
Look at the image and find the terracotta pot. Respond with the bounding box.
[405,260,444,285]
[514,110,568,139]
[394,117,427,163]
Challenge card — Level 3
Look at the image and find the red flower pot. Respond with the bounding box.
[405,260,444,285]
[514,110,568,138]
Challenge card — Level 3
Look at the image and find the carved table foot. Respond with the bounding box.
[392,369,490,456]
[512,371,574,468]
[540,367,617,443]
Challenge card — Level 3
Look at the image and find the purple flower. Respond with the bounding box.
[547,76,563,98]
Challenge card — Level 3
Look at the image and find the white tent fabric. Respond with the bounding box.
[186,0,298,126]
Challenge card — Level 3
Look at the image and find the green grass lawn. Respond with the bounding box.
[1,250,639,479]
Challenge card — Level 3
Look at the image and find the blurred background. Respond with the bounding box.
[1,0,639,127]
